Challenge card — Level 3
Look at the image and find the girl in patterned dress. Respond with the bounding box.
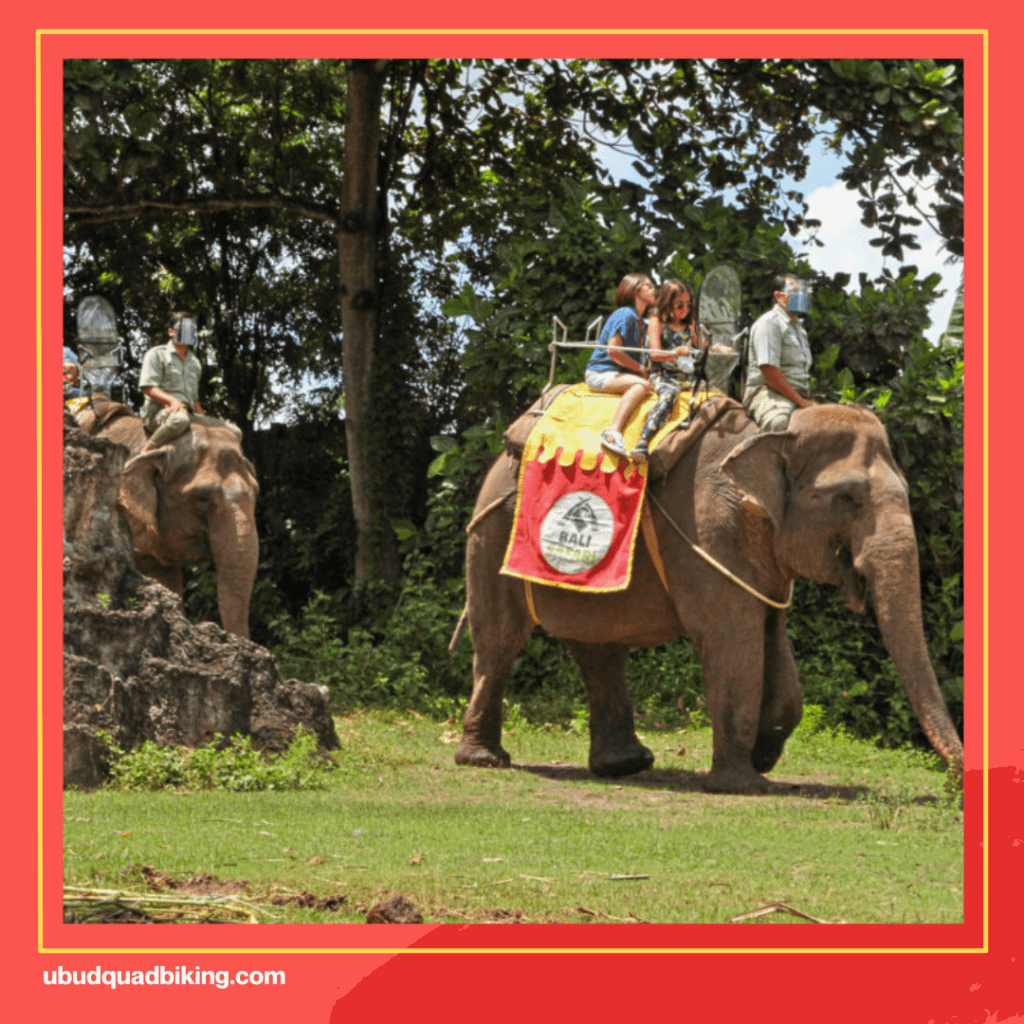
[630,279,699,461]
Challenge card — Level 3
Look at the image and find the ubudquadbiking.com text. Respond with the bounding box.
[43,965,285,990]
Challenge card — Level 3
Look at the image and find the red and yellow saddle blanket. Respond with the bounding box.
[501,382,718,593]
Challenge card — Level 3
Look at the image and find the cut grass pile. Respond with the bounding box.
[63,705,963,925]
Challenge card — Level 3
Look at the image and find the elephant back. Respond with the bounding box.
[73,396,140,438]
[502,385,572,458]
[646,396,745,480]
[502,386,743,482]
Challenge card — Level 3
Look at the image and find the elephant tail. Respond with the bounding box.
[448,605,469,655]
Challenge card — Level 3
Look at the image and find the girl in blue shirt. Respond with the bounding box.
[584,273,657,457]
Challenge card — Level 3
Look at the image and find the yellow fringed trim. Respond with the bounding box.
[641,502,670,593]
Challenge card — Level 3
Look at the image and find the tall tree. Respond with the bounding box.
[338,59,392,582]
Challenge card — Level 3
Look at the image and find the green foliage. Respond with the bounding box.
[98,728,330,792]
[451,178,650,420]
[66,57,962,425]
[266,415,509,709]
[787,583,920,748]
[269,579,471,713]
[64,58,349,432]
[942,278,964,344]
[808,268,946,389]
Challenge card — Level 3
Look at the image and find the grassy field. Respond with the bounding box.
[63,705,963,925]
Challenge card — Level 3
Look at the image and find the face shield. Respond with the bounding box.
[175,317,199,347]
[782,279,811,315]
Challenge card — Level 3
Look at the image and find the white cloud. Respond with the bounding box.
[802,179,961,344]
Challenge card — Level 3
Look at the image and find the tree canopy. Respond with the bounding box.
[65,57,962,421]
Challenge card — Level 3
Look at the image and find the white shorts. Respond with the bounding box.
[585,367,627,392]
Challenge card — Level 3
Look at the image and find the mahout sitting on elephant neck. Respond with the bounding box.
[453,399,963,794]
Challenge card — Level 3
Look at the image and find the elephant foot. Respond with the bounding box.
[589,738,655,778]
[703,765,771,795]
[454,738,511,769]
[751,734,787,774]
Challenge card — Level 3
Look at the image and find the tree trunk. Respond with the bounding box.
[338,58,398,586]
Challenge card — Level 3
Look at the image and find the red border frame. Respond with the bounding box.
[12,5,1020,1020]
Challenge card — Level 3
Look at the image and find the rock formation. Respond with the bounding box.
[63,414,339,789]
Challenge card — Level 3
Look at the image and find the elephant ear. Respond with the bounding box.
[719,432,792,533]
[119,448,169,556]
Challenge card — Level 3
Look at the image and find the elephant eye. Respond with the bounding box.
[189,490,217,512]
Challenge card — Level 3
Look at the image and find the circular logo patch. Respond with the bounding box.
[539,491,615,575]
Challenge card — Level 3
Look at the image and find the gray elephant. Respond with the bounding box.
[452,398,963,794]
[73,400,259,639]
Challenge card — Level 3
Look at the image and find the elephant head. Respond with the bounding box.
[720,404,963,769]
[118,423,259,639]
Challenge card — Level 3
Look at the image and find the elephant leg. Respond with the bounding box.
[563,640,654,778]
[454,579,533,769]
[752,610,803,774]
[695,616,772,794]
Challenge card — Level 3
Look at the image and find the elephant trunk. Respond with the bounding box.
[855,515,963,769]
[208,492,258,640]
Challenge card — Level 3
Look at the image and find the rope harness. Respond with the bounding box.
[645,489,793,610]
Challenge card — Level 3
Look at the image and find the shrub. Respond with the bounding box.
[98,727,330,792]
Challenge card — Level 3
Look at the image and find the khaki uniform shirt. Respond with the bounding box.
[743,303,812,400]
[139,340,202,420]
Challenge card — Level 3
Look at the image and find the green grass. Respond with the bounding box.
[62,705,963,925]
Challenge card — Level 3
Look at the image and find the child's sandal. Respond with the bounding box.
[600,429,629,457]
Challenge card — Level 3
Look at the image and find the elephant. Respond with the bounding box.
[72,400,259,639]
[452,397,963,794]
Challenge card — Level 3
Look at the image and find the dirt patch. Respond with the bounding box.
[433,905,528,923]
[63,904,155,924]
[131,865,250,897]
[270,892,347,911]
[64,869,260,925]
[366,893,423,923]
[109,866,347,916]
[477,907,525,923]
